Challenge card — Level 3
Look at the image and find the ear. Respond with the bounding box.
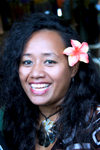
[70,62,79,78]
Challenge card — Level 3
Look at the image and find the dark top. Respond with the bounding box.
[52,105,100,150]
[0,106,100,150]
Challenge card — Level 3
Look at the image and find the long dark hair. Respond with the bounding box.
[1,13,100,150]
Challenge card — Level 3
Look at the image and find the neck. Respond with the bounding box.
[39,105,61,123]
[38,97,64,118]
[39,105,60,116]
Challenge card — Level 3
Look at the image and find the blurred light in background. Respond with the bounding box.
[57,8,62,17]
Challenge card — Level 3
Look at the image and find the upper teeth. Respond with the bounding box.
[31,84,49,89]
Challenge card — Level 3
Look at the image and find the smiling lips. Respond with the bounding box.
[30,83,50,95]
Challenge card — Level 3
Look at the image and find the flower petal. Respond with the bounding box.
[68,55,79,66]
[63,47,75,55]
[79,53,89,63]
[63,39,89,66]
[80,42,89,53]
[71,39,81,48]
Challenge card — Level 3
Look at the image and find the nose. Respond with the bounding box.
[29,63,45,79]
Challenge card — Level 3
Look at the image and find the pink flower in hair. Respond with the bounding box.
[63,39,89,66]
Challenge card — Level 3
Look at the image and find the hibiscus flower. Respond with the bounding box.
[63,39,89,66]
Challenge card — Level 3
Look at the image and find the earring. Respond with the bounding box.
[72,77,75,83]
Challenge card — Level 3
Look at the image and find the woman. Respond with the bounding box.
[1,13,100,150]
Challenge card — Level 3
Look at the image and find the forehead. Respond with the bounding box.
[23,29,66,55]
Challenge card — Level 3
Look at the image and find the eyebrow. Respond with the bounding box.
[22,52,60,58]
[22,54,31,57]
[41,52,60,58]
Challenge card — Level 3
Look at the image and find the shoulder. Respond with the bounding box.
[63,105,100,150]
[0,132,9,150]
[90,105,100,147]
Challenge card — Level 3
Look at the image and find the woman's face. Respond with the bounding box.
[19,29,76,107]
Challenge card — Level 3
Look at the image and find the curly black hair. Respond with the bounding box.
[1,13,100,150]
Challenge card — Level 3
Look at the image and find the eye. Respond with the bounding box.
[44,60,57,65]
[22,60,33,66]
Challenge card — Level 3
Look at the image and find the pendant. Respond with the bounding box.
[38,119,57,147]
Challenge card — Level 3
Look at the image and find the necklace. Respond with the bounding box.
[37,109,61,147]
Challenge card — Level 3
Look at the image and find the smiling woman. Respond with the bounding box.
[19,29,74,107]
[0,13,100,150]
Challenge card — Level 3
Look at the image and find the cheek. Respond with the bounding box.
[54,66,72,90]
[48,66,71,82]
[51,67,72,100]
[19,67,30,82]
[58,69,72,96]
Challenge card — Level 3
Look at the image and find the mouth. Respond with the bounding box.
[30,83,50,95]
